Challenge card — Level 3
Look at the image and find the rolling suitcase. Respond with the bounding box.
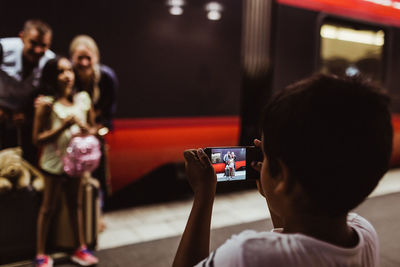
[52,173,100,250]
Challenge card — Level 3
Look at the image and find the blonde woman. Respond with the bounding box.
[69,35,118,208]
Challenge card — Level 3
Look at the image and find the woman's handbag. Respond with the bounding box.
[62,135,101,177]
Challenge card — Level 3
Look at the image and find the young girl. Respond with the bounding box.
[33,56,99,267]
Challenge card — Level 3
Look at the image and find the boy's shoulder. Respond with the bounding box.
[196,214,379,267]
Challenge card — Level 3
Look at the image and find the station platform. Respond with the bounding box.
[5,168,400,267]
[100,168,400,250]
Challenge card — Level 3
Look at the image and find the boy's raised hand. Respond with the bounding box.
[251,138,263,172]
[174,149,217,267]
[183,148,217,197]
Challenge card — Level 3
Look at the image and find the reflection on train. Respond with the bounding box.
[106,0,400,196]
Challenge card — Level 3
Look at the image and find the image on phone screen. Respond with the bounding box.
[210,147,246,182]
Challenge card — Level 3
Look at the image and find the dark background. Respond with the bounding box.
[0,0,242,118]
[3,1,399,129]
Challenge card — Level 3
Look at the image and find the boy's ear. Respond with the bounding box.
[273,160,291,196]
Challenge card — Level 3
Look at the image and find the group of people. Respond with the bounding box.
[0,19,118,267]
[223,151,236,178]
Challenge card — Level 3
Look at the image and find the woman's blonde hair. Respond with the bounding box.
[69,35,101,103]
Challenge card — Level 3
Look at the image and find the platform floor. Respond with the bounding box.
[60,191,400,267]
[5,168,400,267]
[98,168,400,250]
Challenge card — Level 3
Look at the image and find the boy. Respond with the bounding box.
[173,74,393,267]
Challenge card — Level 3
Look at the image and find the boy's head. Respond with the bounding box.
[260,74,393,217]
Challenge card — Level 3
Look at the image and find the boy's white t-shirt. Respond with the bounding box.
[196,213,379,267]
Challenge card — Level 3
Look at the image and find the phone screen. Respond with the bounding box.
[210,147,247,182]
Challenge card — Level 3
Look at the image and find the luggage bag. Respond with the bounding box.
[52,174,100,250]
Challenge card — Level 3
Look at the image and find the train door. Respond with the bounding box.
[318,18,386,84]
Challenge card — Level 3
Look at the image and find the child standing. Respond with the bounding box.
[33,57,100,267]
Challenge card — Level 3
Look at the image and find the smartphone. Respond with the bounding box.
[204,146,263,182]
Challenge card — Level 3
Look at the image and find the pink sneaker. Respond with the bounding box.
[35,255,53,267]
[71,246,99,266]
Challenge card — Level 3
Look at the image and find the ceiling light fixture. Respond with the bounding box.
[205,2,223,21]
[167,0,185,16]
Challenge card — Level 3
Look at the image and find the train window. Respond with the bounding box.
[320,23,384,82]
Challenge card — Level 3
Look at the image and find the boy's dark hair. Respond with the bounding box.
[261,74,393,216]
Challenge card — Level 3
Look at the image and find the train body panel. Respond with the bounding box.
[277,0,400,27]
[106,117,240,192]
[106,0,400,193]
[107,115,400,192]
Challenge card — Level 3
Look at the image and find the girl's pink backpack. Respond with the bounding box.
[62,135,101,177]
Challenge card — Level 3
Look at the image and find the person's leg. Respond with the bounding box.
[65,174,99,266]
[36,175,63,255]
[64,176,85,247]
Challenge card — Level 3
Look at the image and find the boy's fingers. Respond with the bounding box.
[183,149,198,163]
[251,161,262,172]
[254,139,262,147]
[197,148,212,168]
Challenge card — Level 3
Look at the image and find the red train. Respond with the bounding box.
[106,0,400,193]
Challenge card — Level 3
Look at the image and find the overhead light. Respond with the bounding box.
[207,10,221,20]
[170,6,183,15]
[205,2,223,11]
[345,66,360,77]
[321,25,385,46]
[205,2,223,21]
[167,0,185,6]
[167,0,185,15]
